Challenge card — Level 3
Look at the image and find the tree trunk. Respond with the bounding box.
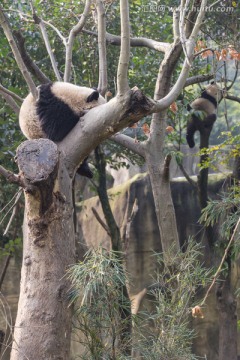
[10,139,75,360]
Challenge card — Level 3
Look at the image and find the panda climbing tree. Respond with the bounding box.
[186,83,223,149]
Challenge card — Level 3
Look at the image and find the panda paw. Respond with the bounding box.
[77,159,93,178]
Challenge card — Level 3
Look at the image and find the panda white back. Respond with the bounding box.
[19,82,105,141]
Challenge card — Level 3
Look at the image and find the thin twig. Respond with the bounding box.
[0,84,23,103]
[91,207,110,236]
[3,191,22,236]
[178,162,198,189]
[0,255,11,291]
[64,0,92,82]
[201,216,240,306]
[38,20,62,81]
[14,30,50,84]
[0,191,22,227]
[0,90,20,114]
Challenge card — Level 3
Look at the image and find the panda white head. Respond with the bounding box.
[19,82,106,141]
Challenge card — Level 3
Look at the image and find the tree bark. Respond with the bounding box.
[10,139,75,360]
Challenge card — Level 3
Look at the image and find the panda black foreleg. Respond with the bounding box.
[186,115,198,148]
[77,158,93,178]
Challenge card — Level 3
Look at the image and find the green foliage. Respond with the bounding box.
[67,248,131,359]
[0,237,22,258]
[134,241,211,360]
[200,184,240,255]
[68,243,211,359]
[198,126,240,172]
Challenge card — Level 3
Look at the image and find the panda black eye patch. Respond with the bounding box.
[86,91,99,103]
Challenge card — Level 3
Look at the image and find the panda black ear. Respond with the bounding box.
[87,91,100,103]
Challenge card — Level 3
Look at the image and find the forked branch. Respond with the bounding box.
[64,0,92,82]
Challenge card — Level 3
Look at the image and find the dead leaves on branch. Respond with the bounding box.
[195,40,240,61]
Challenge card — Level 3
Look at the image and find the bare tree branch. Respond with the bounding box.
[178,162,198,189]
[153,0,208,111]
[0,90,20,115]
[30,1,62,81]
[42,20,66,44]
[200,216,240,307]
[91,207,110,236]
[0,166,26,188]
[225,94,240,103]
[194,47,213,58]
[0,254,11,291]
[173,10,180,41]
[111,133,145,158]
[64,0,92,82]
[0,6,38,99]
[184,73,214,87]
[14,31,50,84]
[179,0,191,66]
[96,0,107,96]
[0,84,23,103]
[117,0,130,95]
[3,191,22,236]
[83,29,171,53]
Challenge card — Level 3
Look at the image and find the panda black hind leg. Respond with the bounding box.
[77,158,93,179]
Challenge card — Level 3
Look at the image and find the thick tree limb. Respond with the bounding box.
[14,31,50,84]
[117,0,130,95]
[59,89,152,175]
[112,133,145,158]
[0,6,37,99]
[96,0,107,96]
[83,29,171,53]
[184,74,214,87]
[64,0,92,82]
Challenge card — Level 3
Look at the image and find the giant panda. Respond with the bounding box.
[186,83,222,148]
[19,82,105,177]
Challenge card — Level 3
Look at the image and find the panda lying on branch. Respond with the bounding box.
[19,82,105,178]
[186,83,222,148]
